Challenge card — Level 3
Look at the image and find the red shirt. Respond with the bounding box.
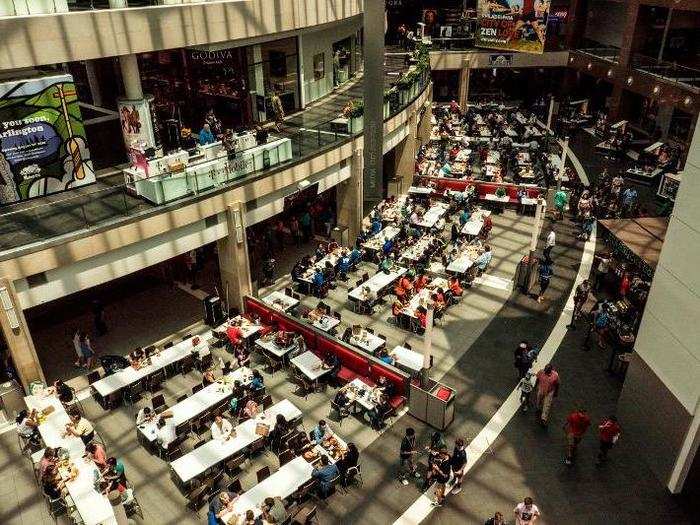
[566,411,591,438]
[535,369,559,395]
[599,419,621,443]
[226,325,243,345]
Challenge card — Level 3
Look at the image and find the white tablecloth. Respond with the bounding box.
[62,457,117,525]
[413,202,449,228]
[170,399,302,484]
[391,346,423,373]
[92,336,210,397]
[362,225,402,251]
[348,267,407,301]
[261,291,299,313]
[290,351,330,380]
[138,367,252,442]
[350,332,385,354]
[311,315,340,333]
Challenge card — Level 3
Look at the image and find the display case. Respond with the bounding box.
[657,172,681,202]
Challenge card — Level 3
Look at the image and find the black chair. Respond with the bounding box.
[225,454,247,478]
[182,334,193,341]
[86,370,102,385]
[196,353,213,372]
[256,466,271,483]
[227,478,243,494]
[147,370,165,394]
[152,394,166,412]
[164,341,174,349]
[180,355,195,376]
[278,448,295,466]
[192,384,204,395]
[177,394,188,403]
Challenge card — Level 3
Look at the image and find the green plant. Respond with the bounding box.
[495,186,507,198]
[343,99,364,118]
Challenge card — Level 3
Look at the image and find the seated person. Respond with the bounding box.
[261,496,288,524]
[268,414,291,450]
[38,447,58,478]
[338,252,351,278]
[312,268,325,294]
[382,238,393,256]
[332,389,352,417]
[368,395,392,430]
[336,442,360,482]
[323,261,336,282]
[323,353,341,379]
[209,491,239,523]
[459,208,471,226]
[315,243,327,260]
[312,455,340,498]
[242,399,260,419]
[371,217,383,235]
[449,276,464,296]
[16,409,40,445]
[128,347,145,368]
[379,256,392,273]
[350,247,363,265]
[211,415,235,441]
[202,369,216,387]
[85,442,108,469]
[311,419,333,444]
[226,319,244,348]
[222,360,233,376]
[235,345,251,368]
[375,375,395,398]
[136,406,155,426]
[41,464,66,499]
[392,297,407,318]
[64,409,95,444]
[51,380,74,404]
[156,412,176,449]
[250,370,265,390]
[101,457,127,493]
[414,273,430,291]
[415,306,428,332]
[475,245,493,272]
[399,275,414,293]
[291,261,305,283]
[378,349,396,366]
[228,380,244,414]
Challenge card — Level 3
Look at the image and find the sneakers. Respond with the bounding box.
[431,500,442,507]
[401,479,409,486]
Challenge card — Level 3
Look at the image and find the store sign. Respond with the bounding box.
[488,54,514,67]
[476,0,551,55]
[0,74,95,205]
[118,97,157,151]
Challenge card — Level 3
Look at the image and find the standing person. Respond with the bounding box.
[563,406,591,466]
[289,216,302,247]
[567,279,591,329]
[553,188,568,221]
[543,228,555,260]
[485,512,506,525]
[430,448,451,507]
[399,427,421,484]
[597,416,622,465]
[300,210,312,243]
[518,372,534,412]
[79,332,95,369]
[185,249,199,288]
[274,220,285,249]
[534,364,560,426]
[72,328,85,368]
[92,299,107,336]
[514,341,531,379]
[514,497,540,525]
[536,258,553,304]
[449,438,467,494]
[270,91,285,132]
[592,251,611,291]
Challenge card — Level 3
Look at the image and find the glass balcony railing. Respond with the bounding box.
[576,47,620,64]
[0,68,431,255]
[631,54,700,92]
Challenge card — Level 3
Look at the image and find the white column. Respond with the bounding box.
[119,54,143,100]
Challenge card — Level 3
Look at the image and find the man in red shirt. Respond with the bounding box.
[563,406,591,466]
[597,416,622,465]
[534,364,560,426]
[226,322,243,348]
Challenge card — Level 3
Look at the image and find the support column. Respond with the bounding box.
[655,104,674,139]
[608,84,624,120]
[416,86,433,145]
[337,148,364,242]
[458,59,471,109]
[391,113,417,196]
[85,60,103,108]
[119,54,143,100]
[0,278,45,391]
[566,0,589,50]
[117,53,159,151]
[217,203,253,313]
[362,0,386,211]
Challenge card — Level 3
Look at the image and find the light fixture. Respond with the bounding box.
[627,76,633,85]
[684,96,692,105]
[587,63,592,70]
[569,56,574,63]
[653,85,660,94]
[0,287,20,330]
[607,69,613,77]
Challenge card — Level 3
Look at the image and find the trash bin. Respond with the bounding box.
[409,378,455,430]
[203,295,224,327]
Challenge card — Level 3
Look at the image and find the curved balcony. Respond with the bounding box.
[0,53,431,281]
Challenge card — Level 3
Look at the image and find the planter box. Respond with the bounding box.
[350,115,364,133]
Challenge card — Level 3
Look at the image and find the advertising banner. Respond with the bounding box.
[0,74,95,205]
[476,0,550,54]
[118,97,157,151]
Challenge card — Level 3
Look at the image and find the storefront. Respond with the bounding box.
[332,37,354,88]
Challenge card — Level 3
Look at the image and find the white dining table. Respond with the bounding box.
[138,367,252,443]
[261,291,299,313]
[391,345,424,374]
[346,378,377,412]
[92,335,211,397]
[348,267,407,301]
[311,315,340,333]
[255,337,299,358]
[170,399,302,484]
[61,457,117,525]
[349,332,385,354]
[290,351,330,381]
[362,225,402,251]
[413,202,449,228]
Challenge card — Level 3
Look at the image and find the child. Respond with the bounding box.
[518,372,534,412]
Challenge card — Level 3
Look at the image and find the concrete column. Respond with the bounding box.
[297,36,307,109]
[607,84,623,120]
[362,0,386,208]
[392,113,417,195]
[217,203,253,313]
[337,148,365,242]
[0,278,45,391]
[458,59,471,109]
[566,0,589,50]
[655,104,674,140]
[416,86,434,145]
[85,60,103,108]
[247,45,268,120]
[617,0,640,70]
[119,54,143,100]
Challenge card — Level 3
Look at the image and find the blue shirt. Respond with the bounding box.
[459,210,470,225]
[382,239,393,255]
[251,377,264,390]
[371,220,382,234]
[622,188,638,206]
[380,355,395,365]
[350,248,361,263]
[339,256,351,273]
[312,271,324,287]
[475,251,492,270]
[312,463,339,483]
[199,128,215,145]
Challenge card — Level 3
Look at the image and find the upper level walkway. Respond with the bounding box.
[0,51,421,260]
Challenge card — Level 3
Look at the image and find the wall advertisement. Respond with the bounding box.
[476,0,550,55]
[118,97,157,151]
[0,74,95,205]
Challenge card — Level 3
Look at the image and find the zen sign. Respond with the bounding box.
[488,54,513,67]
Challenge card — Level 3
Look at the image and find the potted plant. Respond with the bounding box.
[495,186,507,199]
[342,99,364,133]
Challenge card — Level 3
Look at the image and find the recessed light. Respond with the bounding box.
[626,76,633,85]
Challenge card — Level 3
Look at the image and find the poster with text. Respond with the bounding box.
[476,0,550,54]
[0,74,95,205]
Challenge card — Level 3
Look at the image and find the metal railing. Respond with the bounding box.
[576,47,620,63]
[631,54,700,92]
[0,70,431,255]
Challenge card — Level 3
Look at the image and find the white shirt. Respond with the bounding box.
[211,418,234,441]
[546,231,556,248]
[157,419,177,449]
[514,502,540,525]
